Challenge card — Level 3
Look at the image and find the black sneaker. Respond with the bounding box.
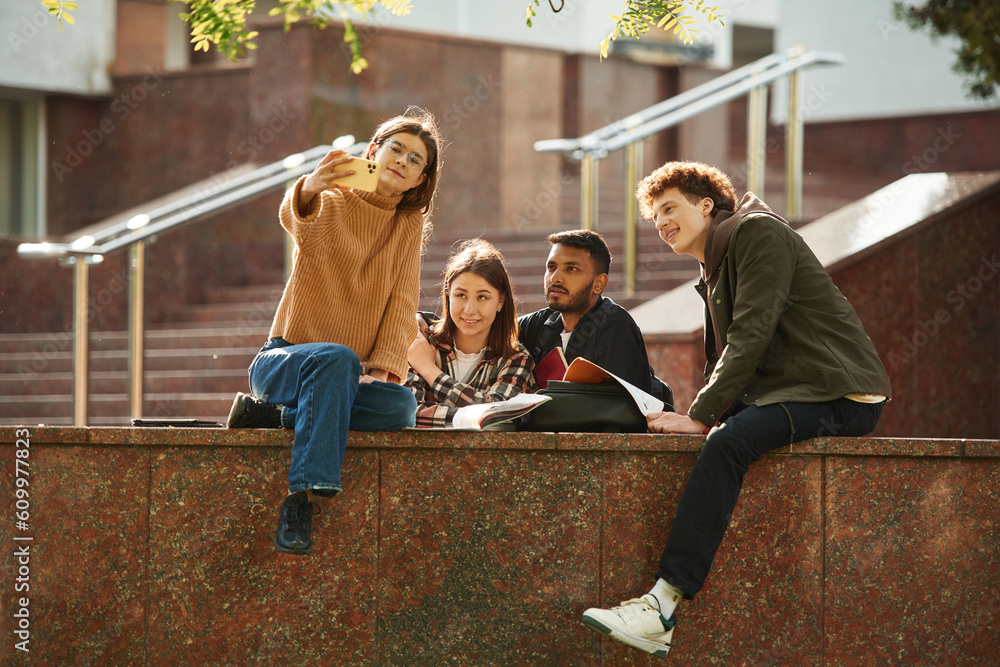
[226,392,282,429]
[274,491,319,555]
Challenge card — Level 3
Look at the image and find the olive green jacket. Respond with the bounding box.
[687,193,892,426]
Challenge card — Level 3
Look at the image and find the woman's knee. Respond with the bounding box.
[304,344,361,374]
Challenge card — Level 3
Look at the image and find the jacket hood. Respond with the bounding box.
[702,193,789,284]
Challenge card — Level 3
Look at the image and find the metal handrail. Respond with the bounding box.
[533,52,788,156]
[533,47,845,296]
[602,50,845,152]
[19,141,363,257]
[17,138,364,425]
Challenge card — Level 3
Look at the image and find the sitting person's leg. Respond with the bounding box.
[585,397,884,655]
[350,380,417,432]
[247,340,364,555]
[249,340,362,496]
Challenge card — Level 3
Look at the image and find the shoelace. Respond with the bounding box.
[614,596,669,630]
[285,501,320,525]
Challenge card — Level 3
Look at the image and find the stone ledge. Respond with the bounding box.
[1,426,994,458]
[1,426,997,664]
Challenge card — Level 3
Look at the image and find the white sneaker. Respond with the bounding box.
[581,594,676,657]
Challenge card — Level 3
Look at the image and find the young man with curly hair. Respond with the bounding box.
[581,161,891,657]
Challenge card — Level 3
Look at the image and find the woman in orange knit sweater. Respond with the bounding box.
[226,108,443,555]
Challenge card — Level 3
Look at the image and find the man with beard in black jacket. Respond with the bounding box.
[517,229,673,407]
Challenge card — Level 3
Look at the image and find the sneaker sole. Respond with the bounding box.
[581,614,669,658]
[273,534,312,555]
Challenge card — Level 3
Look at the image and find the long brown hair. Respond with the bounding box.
[431,239,519,359]
[363,106,444,217]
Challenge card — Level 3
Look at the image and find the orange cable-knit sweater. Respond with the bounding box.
[268,176,423,381]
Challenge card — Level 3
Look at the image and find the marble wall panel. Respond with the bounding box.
[0,444,149,664]
[377,448,603,664]
[825,457,1000,664]
[145,445,379,665]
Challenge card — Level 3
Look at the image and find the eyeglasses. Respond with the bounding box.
[383,140,427,172]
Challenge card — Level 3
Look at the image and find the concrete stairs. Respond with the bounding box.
[0,222,701,426]
[0,273,285,426]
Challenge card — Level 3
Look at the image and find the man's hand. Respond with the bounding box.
[647,412,709,434]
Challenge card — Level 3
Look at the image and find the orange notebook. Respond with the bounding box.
[562,357,665,415]
[534,347,569,389]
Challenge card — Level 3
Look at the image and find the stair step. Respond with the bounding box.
[160,302,279,325]
[0,369,248,396]
[0,392,238,423]
[203,284,284,305]
[0,347,260,375]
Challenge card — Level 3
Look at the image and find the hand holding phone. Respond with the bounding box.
[332,155,381,193]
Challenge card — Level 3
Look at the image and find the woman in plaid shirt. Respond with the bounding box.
[406,239,537,427]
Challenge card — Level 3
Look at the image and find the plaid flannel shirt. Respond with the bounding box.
[406,338,537,428]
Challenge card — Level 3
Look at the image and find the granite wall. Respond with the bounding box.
[1,426,997,664]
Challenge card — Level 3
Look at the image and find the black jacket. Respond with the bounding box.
[517,296,674,409]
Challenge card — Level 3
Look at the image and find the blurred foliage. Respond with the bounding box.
[40,0,723,74]
[172,0,412,73]
[42,0,78,27]
[894,0,1000,100]
[526,0,724,59]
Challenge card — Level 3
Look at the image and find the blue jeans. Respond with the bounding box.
[657,397,884,598]
[248,338,416,496]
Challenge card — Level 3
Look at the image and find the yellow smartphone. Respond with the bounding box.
[332,155,381,192]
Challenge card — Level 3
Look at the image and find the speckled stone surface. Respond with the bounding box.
[145,446,381,664]
[1,442,149,664]
[0,426,997,664]
[825,457,1000,665]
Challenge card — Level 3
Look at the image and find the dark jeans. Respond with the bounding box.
[656,397,884,598]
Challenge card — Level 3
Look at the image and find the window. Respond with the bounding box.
[0,97,44,238]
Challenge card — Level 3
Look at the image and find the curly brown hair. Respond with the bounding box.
[636,161,736,220]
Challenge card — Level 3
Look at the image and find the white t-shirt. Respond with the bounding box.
[453,347,486,384]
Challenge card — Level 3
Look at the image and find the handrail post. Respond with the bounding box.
[128,241,145,418]
[785,69,804,220]
[72,257,89,426]
[580,152,598,231]
[623,137,643,297]
[746,79,768,197]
